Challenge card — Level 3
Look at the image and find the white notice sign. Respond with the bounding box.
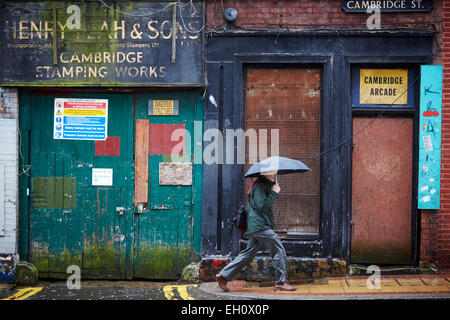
[92,168,113,186]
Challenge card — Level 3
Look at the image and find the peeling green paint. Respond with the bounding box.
[21,91,202,280]
[49,248,82,273]
[32,177,76,209]
[28,241,198,280]
[134,245,195,280]
[29,243,83,279]
[29,242,50,273]
[83,241,121,269]
[29,242,124,279]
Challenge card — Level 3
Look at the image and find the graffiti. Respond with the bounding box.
[418,65,442,209]
[0,254,15,282]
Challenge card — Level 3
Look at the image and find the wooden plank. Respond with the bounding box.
[135,119,149,203]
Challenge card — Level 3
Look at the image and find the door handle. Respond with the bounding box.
[116,207,125,215]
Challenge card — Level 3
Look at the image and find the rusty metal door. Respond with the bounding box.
[351,117,413,264]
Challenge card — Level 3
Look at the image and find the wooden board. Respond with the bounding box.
[351,117,413,264]
[135,119,149,203]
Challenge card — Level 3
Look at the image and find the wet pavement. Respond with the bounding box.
[1,276,448,319]
[0,280,249,301]
[199,274,450,300]
[1,274,450,301]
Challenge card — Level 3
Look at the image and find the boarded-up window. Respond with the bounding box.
[245,68,321,237]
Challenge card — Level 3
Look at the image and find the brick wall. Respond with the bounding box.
[207,0,443,65]
[207,0,443,31]
[439,0,450,271]
[420,211,438,263]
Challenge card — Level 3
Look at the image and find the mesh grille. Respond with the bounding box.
[244,68,321,237]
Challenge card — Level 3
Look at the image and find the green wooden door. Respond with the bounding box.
[133,92,202,279]
[22,91,202,280]
[27,92,134,279]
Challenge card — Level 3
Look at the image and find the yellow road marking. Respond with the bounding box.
[177,286,195,300]
[163,286,176,300]
[1,287,43,300]
[163,285,195,300]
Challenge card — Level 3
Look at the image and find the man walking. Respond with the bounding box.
[216,170,296,292]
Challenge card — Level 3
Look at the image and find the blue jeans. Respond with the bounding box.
[219,229,288,285]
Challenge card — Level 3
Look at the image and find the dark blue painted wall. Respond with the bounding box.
[202,30,435,263]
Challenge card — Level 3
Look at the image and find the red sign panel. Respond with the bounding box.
[149,123,185,155]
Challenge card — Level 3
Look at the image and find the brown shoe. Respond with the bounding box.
[274,283,296,291]
[216,274,230,292]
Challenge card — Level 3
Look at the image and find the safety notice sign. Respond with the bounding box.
[53,98,108,140]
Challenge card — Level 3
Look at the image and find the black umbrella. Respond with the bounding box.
[244,156,310,178]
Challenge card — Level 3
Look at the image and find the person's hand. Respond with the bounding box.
[272,183,281,193]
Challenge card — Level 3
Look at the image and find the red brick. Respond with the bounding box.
[207,0,443,30]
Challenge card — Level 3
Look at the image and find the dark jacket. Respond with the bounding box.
[246,176,278,234]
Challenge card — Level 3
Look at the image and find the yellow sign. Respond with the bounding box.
[63,109,106,116]
[360,69,408,105]
[153,100,174,115]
